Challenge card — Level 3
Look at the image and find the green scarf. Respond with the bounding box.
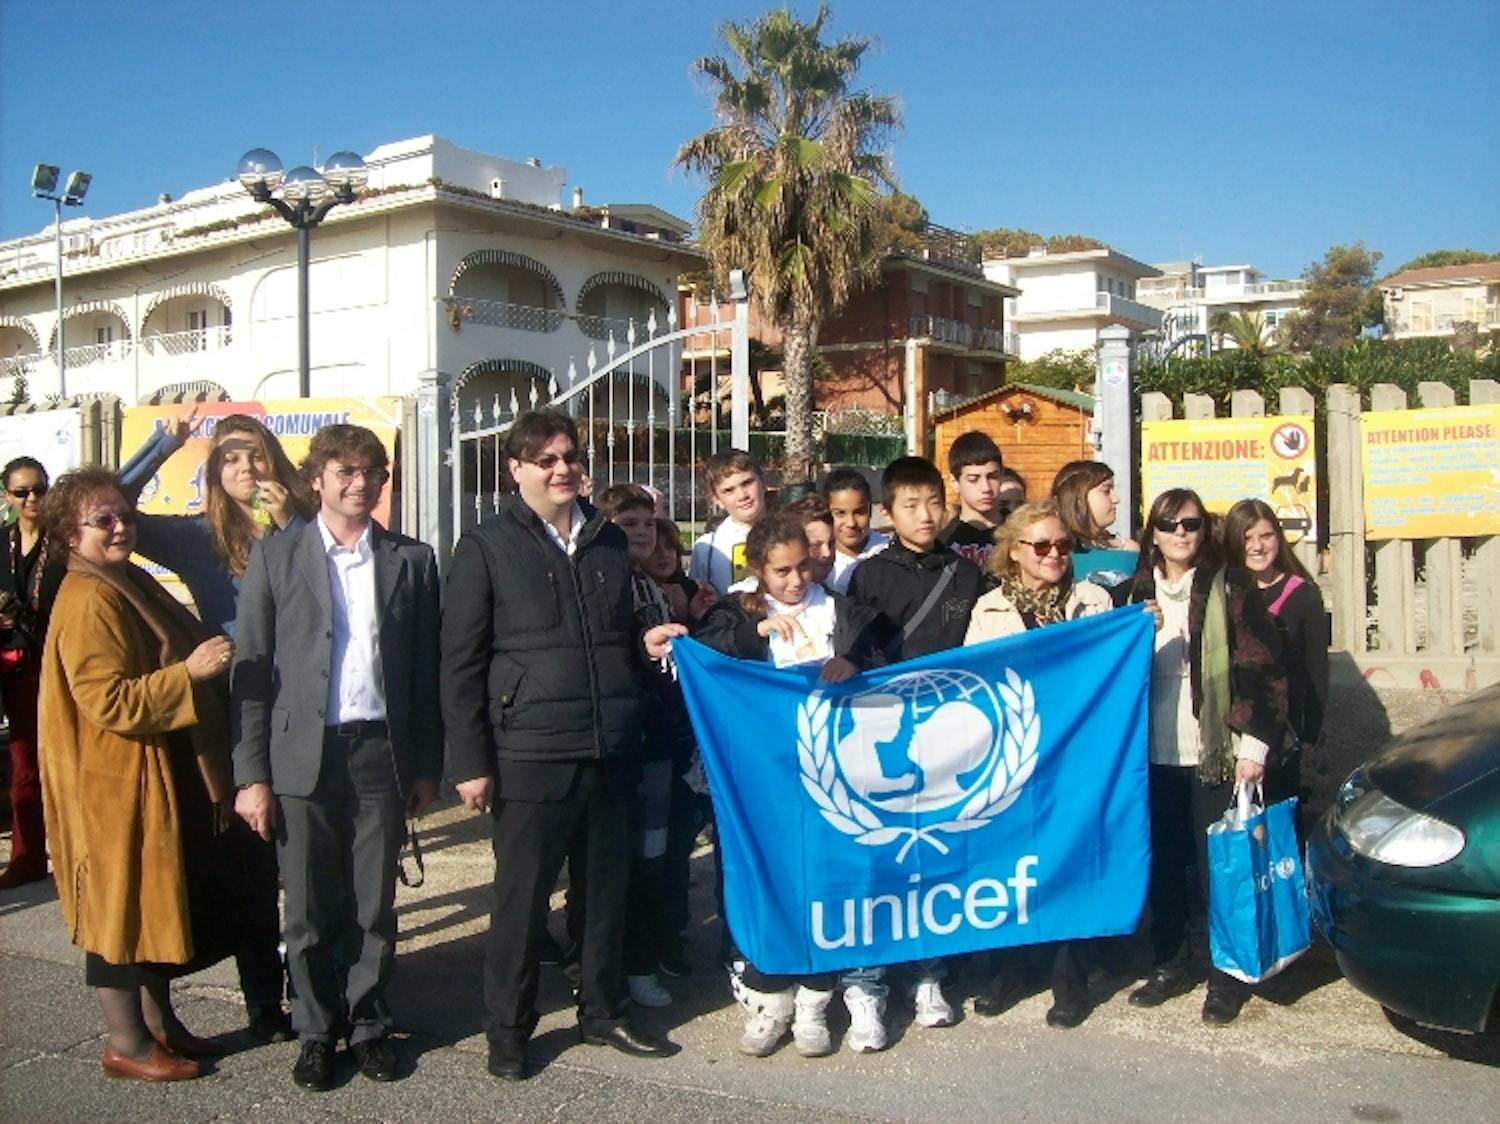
[1197,568,1235,784]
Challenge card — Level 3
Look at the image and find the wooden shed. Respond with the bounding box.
[930,382,1095,501]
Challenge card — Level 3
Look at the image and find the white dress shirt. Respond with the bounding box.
[541,502,586,557]
[318,516,387,724]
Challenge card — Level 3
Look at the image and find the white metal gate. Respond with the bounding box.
[450,271,750,539]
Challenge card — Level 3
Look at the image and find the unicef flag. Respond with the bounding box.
[672,606,1154,975]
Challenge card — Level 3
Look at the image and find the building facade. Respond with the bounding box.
[1136,260,1305,352]
[0,136,702,424]
[981,247,1162,361]
[1380,261,1500,342]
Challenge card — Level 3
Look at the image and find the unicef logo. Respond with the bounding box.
[798,667,1041,862]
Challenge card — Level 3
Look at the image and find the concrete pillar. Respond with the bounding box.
[412,367,453,569]
[1326,384,1365,652]
[1095,325,1134,538]
[730,270,750,452]
[904,338,921,455]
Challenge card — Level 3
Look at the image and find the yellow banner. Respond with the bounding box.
[1140,416,1317,543]
[120,398,403,586]
[1360,404,1500,539]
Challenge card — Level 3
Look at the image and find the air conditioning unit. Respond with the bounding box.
[1388,287,1404,301]
[489,178,506,200]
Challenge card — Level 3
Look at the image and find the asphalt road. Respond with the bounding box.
[1,676,1496,1123]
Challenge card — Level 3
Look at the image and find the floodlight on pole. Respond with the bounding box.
[236,147,366,397]
[32,163,92,400]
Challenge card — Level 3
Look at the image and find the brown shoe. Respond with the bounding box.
[102,1045,200,1082]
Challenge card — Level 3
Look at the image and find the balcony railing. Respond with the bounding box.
[450,296,564,333]
[1095,292,1164,327]
[139,325,232,357]
[577,312,656,343]
[908,315,1015,353]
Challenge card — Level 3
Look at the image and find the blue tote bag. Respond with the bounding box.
[1206,784,1311,983]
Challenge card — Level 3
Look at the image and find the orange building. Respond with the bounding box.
[930,382,1095,500]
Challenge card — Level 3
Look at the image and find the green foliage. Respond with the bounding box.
[1136,337,1500,415]
[1389,248,1500,274]
[873,190,929,255]
[1008,348,1097,391]
[965,227,1106,262]
[1284,242,1383,352]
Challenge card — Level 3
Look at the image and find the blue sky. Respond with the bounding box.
[2,0,1495,280]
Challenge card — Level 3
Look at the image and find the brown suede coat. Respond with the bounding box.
[38,567,228,965]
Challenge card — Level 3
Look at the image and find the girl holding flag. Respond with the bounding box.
[694,511,885,1057]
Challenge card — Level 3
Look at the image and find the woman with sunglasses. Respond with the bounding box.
[1126,489,1286,1027]
[0,457,60,888]
[1221,499,1327,824]
[965,501,1118,1026]
[37,469,246,1080]
[115,410,316,1043]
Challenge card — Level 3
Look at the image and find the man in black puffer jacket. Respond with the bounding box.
[443,412,682,1081]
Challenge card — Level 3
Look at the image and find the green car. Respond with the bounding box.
[1307,682,1500,1033]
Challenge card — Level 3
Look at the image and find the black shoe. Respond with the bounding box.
[1201,989,1248,1027]
[248,1006,295,1045]
[487,1038,527,1081]
[1045,1002,1089,1029]
[973,974,1029,1018]
[291,1041,335,1092]
[352,1037,399,1082]
[1128,964,1194,1008]
[578,1023,673,1058]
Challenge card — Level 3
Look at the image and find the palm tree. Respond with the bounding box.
[1223,310,1277,356]
[676,5,899,483]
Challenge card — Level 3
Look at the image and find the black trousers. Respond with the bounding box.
[277,727,405,1045]
[234,834,287,1015]
[483,762,631,1043]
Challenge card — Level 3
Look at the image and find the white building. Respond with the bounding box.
[1380,261,1500,341]
[0,135,702,418]
[980,247,1162,361]
[1137,260,1305,351]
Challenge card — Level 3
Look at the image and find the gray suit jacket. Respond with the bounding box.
[230,519,443,799]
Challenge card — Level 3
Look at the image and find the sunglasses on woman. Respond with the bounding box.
[1154,515,1204,534]
[6,486,46,500]
[78,511,137,531]
[1017,538,1072,557]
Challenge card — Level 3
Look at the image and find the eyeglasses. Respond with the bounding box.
[1017,538,1072,557]
[1154,516,1205,534]
[78,510,136,531]
[6,486,46,500]
[333,466,390,485]
[521,450,582,471]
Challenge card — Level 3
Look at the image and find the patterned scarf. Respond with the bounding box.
[998,575,1067,629]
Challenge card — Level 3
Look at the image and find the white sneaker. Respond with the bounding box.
[912,978,955,1028]
[730,971,794,1057]
[791,987,833,1057]
[739,1008,791,1057]
[628,974,673,1009]
[843,984,888,1053]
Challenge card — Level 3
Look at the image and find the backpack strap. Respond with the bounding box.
[1266,574,1304,617]
[902,560,959,640]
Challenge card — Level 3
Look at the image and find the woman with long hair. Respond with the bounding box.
[1221,499,1327,815]
[38,468,245,1080]
[1050,460,1138,594]
[116,410,316,1042]
[1125,488,1287,1027]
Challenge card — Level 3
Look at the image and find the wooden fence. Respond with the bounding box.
[1141,379,1500,690]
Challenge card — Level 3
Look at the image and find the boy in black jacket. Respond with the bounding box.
[841,455,990,1043]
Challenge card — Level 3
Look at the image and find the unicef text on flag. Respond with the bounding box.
[672,607,1154,975]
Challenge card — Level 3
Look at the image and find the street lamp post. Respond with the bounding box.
[31,164,91,400]
[236,148,367,398]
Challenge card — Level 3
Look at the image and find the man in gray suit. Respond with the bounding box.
[232,424,441,1092]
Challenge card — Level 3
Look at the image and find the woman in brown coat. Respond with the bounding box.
[38,468,240,1082]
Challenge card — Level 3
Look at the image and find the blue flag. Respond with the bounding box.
[672,606,1154,975]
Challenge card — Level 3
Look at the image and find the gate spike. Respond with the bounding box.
[627,318,637,348]
[666,304,677,330]
[548,373,559,398]
[528,379,539,408]
[607,330,617,361]
[588,347,597,374]
[507,388,519,417]
[567,358,578,385]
